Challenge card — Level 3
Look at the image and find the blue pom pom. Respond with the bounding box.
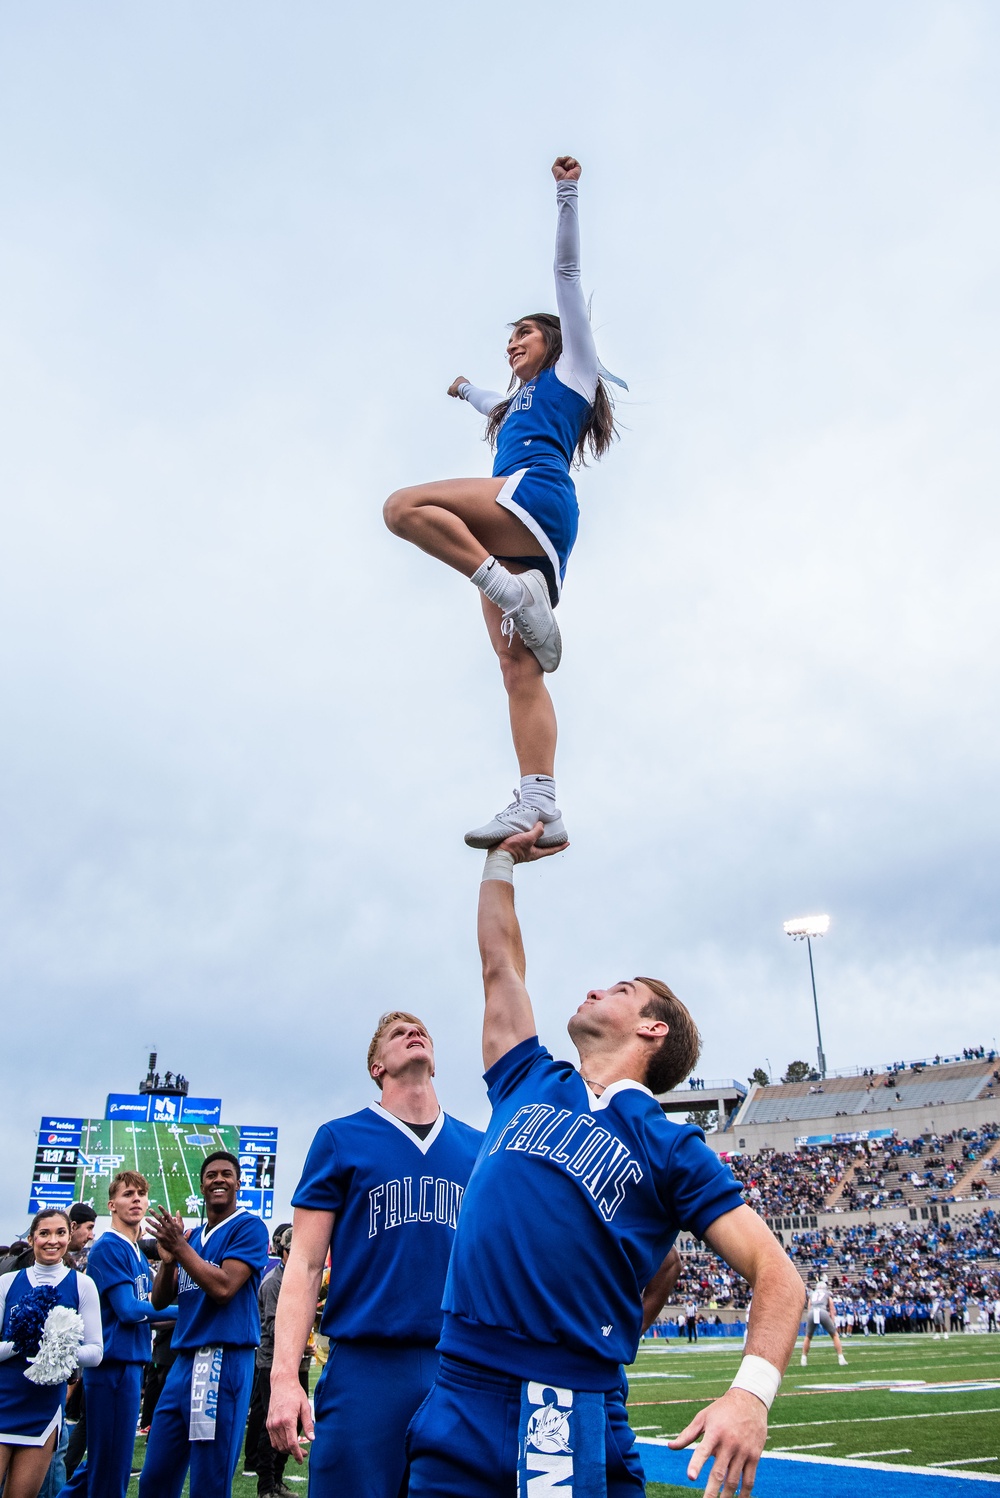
[9,1284,58,1356]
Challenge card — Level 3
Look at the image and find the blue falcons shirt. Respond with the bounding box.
[173,1209,270,1351]
[292,1104,483,1344]
[86,1229,153,1363]
[440,1038,744,1391]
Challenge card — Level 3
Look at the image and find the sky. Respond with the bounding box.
[1,0,998,1227]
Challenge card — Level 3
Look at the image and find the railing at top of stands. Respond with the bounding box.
[748,1053,997,1087]
[678,1078,748,1095]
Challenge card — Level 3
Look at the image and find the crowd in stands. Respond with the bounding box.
[726,1143,857,1217]
[837,1125,1000,1210]
[666,1211,1000,1330]
[721,1125,1000,1218]
[867,1047,996,1075]
[784,1212,1000,1326]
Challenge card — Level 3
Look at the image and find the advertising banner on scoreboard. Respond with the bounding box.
[104,1094,223,1125]
[32,1111,278,1224]
[105,1094,149,1120]
[180,1097,223,1125]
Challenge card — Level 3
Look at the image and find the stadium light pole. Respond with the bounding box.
[783,915,830,1079]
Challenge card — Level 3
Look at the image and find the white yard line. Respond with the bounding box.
[179,1130,197,1201]
[844,1448,912,1458]
[131,1120,140,1171]
[81,1119,95,1200]
[768,1408,1000,1430]
[929,1458,999,1468]
[152,1126,167,1203]
[771,1443,835,1451]
[629,1373,693,1380]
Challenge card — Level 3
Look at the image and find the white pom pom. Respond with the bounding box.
[24,1306,85,1386]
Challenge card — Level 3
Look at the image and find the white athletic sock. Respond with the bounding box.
[520,774,557,814]
[470,557,525,613]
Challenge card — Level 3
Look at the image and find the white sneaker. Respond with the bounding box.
[465,790,568,850]
[501,570,562,673]
[800,1354,807,1366]
[838,1355,848,1366]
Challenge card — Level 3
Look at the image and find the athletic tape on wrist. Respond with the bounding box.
[482,849,515,883]
[730,1354,781,1409]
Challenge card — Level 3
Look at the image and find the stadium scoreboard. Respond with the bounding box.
[31,1099,277,1223]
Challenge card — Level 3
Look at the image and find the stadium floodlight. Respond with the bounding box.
[783,914,831,1079]
[783,915,830,938]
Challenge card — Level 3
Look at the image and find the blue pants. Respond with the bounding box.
[309,1341,438,1498]
[405,1355,645,1497]
[138,1347,255,1498]
[57,1361,142,1498]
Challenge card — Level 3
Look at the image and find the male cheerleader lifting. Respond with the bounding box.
[404,829,807,1498]
[266,1012,484,1498]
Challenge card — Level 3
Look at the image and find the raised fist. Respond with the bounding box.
[551,156,582,182]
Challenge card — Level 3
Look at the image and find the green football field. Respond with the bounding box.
[74,1118,242,1217]
[635,1333,1000,1491]
[119,1333,1000,1495]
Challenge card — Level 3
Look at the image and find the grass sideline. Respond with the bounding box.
[121,1334,999,1493]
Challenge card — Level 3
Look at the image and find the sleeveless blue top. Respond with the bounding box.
[493,367,591,479]
[0,1268,81,1441]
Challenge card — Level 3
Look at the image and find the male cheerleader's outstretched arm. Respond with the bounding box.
[668,1206,805,1498]
[267,1206,334,1462]
[641,1246,682,1333]
[479,824,565,1069]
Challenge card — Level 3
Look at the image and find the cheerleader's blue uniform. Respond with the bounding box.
[0,1269,82,1446]
[458,177,608,606]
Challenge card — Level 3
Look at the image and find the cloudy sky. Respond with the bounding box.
[1,1,997,1226]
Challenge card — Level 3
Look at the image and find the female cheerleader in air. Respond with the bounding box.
[384,155,619,849]
[0,1209,102,1498]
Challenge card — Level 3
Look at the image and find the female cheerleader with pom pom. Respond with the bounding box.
[384,155,621,850]
[0,1209,102,1497]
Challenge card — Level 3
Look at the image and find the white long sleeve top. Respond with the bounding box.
[459,178,599,416]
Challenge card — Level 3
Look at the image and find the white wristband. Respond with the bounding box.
[730,1354,781,1410]
[482,849,515,883]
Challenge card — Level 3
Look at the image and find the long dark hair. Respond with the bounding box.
[484,313,618,465]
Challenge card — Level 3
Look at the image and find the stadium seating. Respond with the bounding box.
[736,1059,997,1127]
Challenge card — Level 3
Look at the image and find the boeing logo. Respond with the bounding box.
[110,1102,147,1115]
